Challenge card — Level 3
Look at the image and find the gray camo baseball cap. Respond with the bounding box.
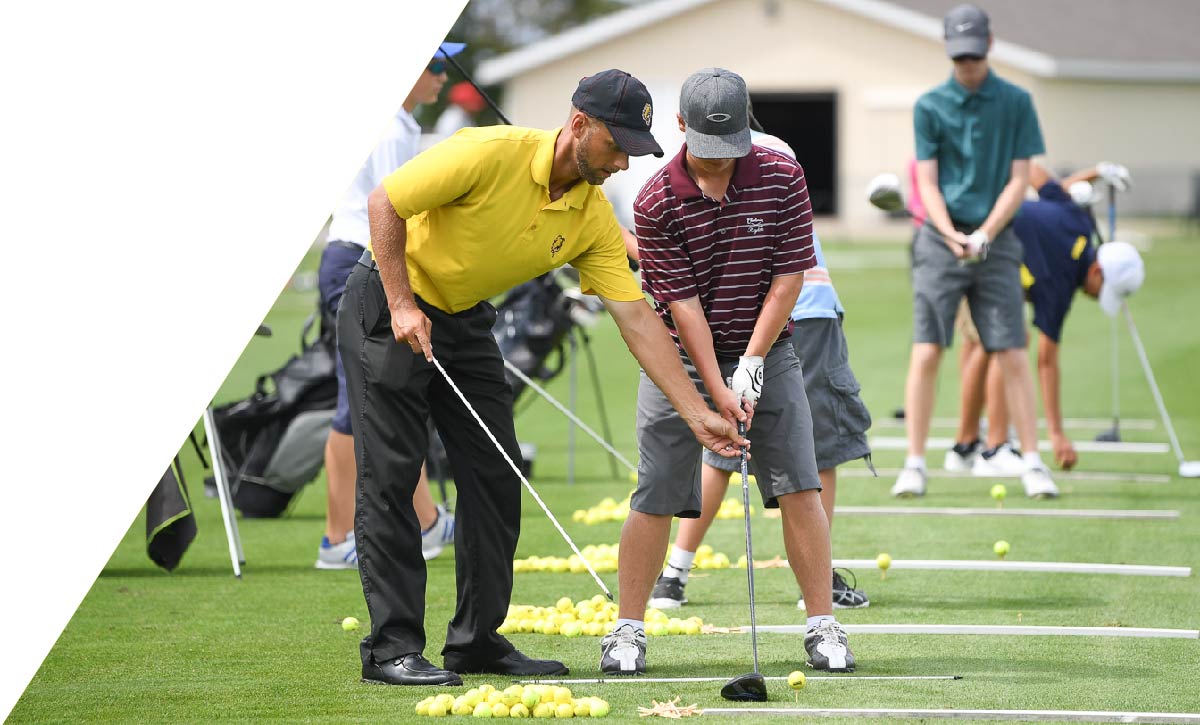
[944,4,990,59]
[680,68,750,159]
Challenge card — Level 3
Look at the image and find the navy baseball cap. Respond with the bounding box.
[944,4,990,59]
[571,70,664,158]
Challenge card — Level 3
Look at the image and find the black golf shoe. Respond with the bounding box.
[361,653,463,686]
[797,569,870,610]
[648,574,687,609]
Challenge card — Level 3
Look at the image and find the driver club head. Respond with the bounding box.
[1094,427,1121,442]
[720,672,768,702]
[866,172,904,212]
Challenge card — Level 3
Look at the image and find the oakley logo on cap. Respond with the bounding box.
[955,21,974,32]
[706,112,732,123]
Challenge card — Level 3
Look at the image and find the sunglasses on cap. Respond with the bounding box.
[427,60,447,74]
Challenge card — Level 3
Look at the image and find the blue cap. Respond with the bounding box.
[434,42,466,60]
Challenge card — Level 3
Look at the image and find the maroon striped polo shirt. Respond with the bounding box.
[633,143,816,357]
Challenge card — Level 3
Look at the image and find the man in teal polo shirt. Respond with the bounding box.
[892,3,1058,499]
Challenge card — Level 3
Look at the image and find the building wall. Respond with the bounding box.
[496,0,1200,232]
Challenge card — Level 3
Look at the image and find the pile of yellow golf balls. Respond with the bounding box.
[514,544,740,575]
[572,495,632,525]
[415,684,611,718]
[497,596,705,638]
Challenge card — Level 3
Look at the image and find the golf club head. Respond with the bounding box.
[721,672,768,702]
[866,172,904,212]
[1094,427,1121,442]
[1179,461,1200,478]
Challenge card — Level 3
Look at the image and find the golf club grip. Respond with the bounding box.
[441,51,512,126]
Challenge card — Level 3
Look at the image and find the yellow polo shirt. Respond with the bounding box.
[379,125,643,313]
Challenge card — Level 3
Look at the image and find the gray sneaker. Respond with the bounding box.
[797,569,870,610]
[648,575,687,609]
[315,532,358,570]
[421,505,456,561]
[804,620,855,672]
[599,624,646,675]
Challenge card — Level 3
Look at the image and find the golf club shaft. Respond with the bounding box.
[1108,185,1121,433]
[441,50,513,126]
[518,675,963,684]
[503,359,638,474]
[738,420,759,674]
[1121,304,1189,465]
[431,356,613,600]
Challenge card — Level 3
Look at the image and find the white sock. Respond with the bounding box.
[806,614,835,631]
[1022,451,1045,471]
[904,455,926,471]
[615,618,644,633]
[664,546,695,583]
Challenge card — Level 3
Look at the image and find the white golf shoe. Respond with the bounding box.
[1021,466,1060,499]
[315,532,358,570]
[972,443,1026,476]
[890,467,927,497]
[804,620,856,672]
[944,440,981,471]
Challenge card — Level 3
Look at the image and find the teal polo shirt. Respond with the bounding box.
[914,70,1044,227]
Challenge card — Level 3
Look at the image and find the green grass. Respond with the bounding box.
[10,234,1200,723]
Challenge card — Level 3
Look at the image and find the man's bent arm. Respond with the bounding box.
[603,297,745,453]
[916,159,967,254]
[979,159,1030,240]
[368,183,432,359]
[745,274,803,358]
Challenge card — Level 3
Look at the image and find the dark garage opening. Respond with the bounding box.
[748,93,837,215]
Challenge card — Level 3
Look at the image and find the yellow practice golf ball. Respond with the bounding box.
[990,483,1007,501]
[994,540,1010,557]
[341,616,360,632]
[876,553,892,570]
[788,670,807,690]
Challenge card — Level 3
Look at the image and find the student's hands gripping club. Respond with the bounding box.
[391,302,433,361]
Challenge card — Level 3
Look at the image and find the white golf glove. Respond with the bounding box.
[965,230,989,260]
[730,356,764,408]
[1096,161,1132,192]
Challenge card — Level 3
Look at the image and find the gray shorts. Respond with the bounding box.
[704,317,871,473]
[911,223,1026,352]
[632,341,821,518]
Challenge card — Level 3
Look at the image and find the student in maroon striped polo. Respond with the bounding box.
[599,68,855,676]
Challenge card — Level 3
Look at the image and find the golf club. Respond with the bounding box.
[1120,304,1200,478]
[520,675,964,685]
[502,359,639,474]
[1096,183,1122,442]
[721,420,767,703]
[431,355,615,599]
[439,44,513,125]
[865,172,907,214]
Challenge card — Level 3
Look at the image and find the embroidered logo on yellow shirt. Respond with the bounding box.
[551,235,565,257]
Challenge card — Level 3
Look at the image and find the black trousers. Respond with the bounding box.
[338,259,520,669]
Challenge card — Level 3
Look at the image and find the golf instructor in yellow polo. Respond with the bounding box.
[340,69,747,687]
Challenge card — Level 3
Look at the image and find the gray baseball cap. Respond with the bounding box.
[679,68,751,159]
[944,4,990,59]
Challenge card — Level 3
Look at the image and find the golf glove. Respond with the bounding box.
[731,356,764,407]
[965,230,989,261]
[1096,161,1132,192]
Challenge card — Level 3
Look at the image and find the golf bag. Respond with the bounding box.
[492,270,603,400]
[211,308,338,518]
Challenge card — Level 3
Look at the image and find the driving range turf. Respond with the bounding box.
[10,236,1199,723]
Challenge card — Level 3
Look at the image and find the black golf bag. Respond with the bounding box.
[211,309,338,518]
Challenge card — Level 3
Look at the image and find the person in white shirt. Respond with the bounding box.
[315,42,466,571]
